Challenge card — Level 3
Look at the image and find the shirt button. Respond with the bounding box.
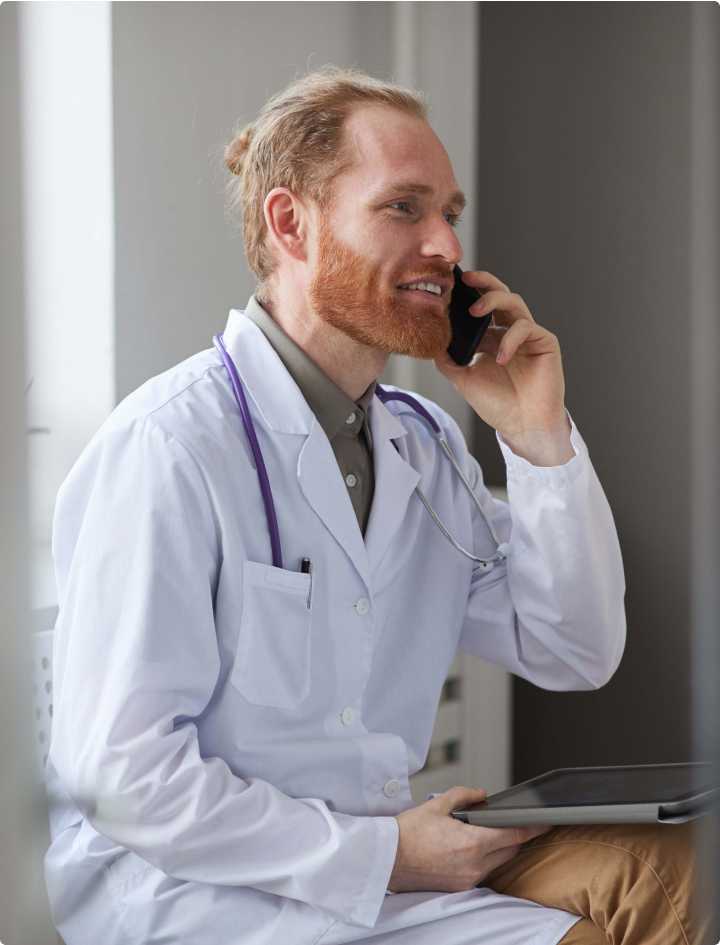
[383,779,401,798]
[345,473,358,488]
[346,412,356,425]
[354,597,370,615]
[341,707,355,725]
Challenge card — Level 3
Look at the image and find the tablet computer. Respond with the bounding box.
[444,762,720,827]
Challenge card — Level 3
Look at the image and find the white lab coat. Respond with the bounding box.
[44,299,627,945]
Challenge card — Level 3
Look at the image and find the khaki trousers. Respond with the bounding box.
[481,818,718,945]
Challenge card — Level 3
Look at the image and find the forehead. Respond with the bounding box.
[339,104,462,202]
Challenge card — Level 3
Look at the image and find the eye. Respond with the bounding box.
[388,201,463,228]
[388,200,414,216]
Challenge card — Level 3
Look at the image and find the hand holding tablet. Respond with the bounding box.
[388,786,553,894]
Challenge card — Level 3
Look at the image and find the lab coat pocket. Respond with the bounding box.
[231,559,313,710]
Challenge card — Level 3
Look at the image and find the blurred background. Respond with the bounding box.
[1,1,718,942]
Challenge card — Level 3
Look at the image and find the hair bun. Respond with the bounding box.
[224,124,255,176]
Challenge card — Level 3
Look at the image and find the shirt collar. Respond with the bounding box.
[242,293,376,443]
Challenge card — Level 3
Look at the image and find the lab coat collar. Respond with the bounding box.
[221,304,421,586]
[221,303,409,442]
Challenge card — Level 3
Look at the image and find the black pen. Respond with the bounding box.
[300,558,313,608]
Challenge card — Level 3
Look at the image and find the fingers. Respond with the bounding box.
[446,786,488,809]
[472,823,551,850]
[461,270,511,294]
[475,318,557,366]
[432,785,488,815]
[471,289,534,326]
[476,841,523,881]
[471,322,533,366]
[495,318,535,364]
[474,826,553,886]
[472,326,505,359]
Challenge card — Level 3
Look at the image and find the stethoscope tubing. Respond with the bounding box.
[213,333,283,568]
[213,333,507,572]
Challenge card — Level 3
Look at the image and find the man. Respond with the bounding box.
[44,67,707,945]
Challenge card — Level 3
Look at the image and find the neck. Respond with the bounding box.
[260,294,388,401]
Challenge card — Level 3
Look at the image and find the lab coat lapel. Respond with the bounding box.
[221,308,372,583]
[220,307,315,436]
[297,422,371,588]
[297,394,422,589]
[219,307,421,589]
[364,395,421,576]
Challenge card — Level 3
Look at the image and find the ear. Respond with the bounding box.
[264,188,310,264]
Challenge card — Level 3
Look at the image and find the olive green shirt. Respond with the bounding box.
[243,294,376,536]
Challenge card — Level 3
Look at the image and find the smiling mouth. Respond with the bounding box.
[397,287,444,301]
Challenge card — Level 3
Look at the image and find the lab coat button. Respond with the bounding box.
[345,473,358,488]
[383,779,401,798]
[354,597,370,615]
[341,707,355,725]
[346,412,356,425]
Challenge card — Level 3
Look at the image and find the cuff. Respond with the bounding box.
[496,408,587,488]
[346,815,399,928]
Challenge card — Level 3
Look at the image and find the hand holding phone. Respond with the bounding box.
[447,264,493,366]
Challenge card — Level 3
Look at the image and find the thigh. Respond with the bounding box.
[483,820,696,905]
[481,820,711,945]
[557,919,606,944]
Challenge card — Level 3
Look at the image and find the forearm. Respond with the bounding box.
[459,411,627,690]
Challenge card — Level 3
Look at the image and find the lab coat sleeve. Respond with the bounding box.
[50,416,398,931]
[455,408,627,689]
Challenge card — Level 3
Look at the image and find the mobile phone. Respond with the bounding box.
[447,264,493,366]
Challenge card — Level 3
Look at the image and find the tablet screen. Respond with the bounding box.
[482,764,716,809]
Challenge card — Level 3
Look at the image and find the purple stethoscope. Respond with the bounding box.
[213,332,508,572]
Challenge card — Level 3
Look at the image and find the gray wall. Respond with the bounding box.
[471,3,704,779]
[112,1,394,401]
[688,0,720,915]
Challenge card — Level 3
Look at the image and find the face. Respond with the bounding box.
[307,105,464,359]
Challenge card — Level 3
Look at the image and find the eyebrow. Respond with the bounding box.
[372,181,467,213]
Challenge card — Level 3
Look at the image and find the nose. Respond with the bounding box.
[420,217,463,269]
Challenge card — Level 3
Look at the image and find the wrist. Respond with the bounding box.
[500,414,574,467]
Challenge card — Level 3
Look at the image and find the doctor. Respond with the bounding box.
[44,67,705,945]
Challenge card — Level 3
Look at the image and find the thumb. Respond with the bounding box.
[433,786,488,814]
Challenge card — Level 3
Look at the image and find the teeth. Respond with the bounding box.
[399,281,442,295]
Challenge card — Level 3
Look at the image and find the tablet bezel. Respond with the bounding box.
[449,762,719,827]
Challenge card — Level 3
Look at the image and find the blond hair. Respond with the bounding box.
[223,64,429,305]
